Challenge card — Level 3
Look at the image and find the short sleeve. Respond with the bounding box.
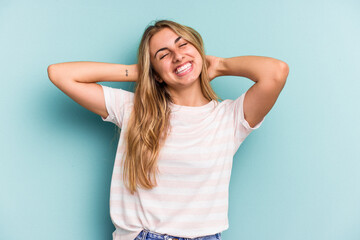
[100,85,134,128]
[232,91,265,152]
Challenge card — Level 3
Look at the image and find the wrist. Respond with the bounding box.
[128,64,139,82]
[216,57,227,77]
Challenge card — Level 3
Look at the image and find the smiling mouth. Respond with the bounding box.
[175,61,193,76]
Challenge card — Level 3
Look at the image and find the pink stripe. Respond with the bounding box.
[111,185,228,200]
[113,159,232,174]
[111,212,227,229]
[110,204,228,217]
[158,162,232,175]
[158,177,228,188]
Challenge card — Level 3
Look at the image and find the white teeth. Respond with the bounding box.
[175,62,192,74]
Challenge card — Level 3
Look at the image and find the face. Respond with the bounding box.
[149,27,203,92]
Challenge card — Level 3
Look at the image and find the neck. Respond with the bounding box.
[168,80,209,107]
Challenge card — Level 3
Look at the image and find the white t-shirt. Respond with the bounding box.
[100,85,264,240]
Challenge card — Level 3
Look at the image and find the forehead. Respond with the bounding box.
[149,28,180,55]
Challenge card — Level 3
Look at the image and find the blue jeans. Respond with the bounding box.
[134,228,222,240]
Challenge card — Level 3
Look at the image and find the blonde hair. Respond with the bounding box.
[122,20,220,194]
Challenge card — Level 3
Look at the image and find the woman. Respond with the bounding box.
[48,20,289,240]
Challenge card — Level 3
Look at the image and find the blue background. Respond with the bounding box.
[1,0,359,239]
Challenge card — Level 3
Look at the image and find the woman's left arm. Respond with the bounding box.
[207,55,289,128]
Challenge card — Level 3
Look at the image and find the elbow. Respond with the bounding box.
[274,61,289,85]
[47,64,56,83]
[47,64,62,84]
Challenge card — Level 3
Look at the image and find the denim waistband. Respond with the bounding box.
[136,228,221,240]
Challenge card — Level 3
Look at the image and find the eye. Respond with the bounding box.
[160,53,169,60]
[180,43,188,47]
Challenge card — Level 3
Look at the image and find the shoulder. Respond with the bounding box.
[215,93,246,110]
[101,85,134,102]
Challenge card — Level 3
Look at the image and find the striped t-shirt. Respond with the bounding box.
[100,85,264,240]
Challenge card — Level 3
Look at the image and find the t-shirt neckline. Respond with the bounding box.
[169,100,216,112]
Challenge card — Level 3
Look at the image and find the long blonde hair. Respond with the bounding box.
[122,20,220,195]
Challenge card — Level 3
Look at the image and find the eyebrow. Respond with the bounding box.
[154,36,182,59]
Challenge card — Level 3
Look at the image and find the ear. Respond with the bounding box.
[154,73,163,83]
[150,65,163,83]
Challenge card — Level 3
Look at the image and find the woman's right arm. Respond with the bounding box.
[47,62,138,119]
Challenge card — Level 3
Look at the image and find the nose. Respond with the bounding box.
[172,49,184,62]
